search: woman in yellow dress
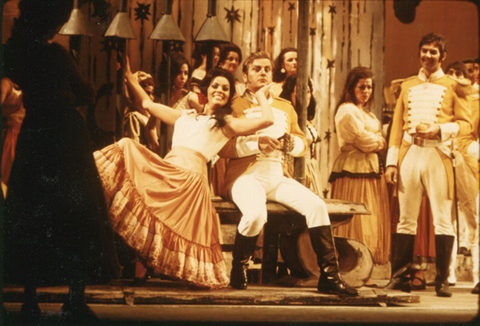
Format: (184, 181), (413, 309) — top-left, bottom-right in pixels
(330, 67), (390, 287)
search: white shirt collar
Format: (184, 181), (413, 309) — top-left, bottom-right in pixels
(418, 67), (444, 82)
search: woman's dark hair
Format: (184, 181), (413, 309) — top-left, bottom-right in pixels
(191, 43), (219, 70)
(334, 66), (375, 117)
(272, 48), (297, 83)
(199, 68), (236, 129)
(158, 52), (191, 94)
(217, 43), (243, 68)
(279, 75), (316, 121)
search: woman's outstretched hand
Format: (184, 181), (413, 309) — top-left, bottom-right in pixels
(125, 55), (133, 78)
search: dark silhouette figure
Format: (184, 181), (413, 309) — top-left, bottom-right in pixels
(4, 0), (119, 323)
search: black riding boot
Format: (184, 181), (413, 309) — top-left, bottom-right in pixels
(434, 235), (454, 297)
(384, 233), (415, 292)
(230, 230), (258, 289)
(309, 226), (358, 296)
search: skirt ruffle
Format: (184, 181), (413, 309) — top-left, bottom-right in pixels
(94, 139), (229, 289)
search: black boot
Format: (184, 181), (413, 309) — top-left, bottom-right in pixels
(230, 230), (258, 289)
(434, 235), (454, 297)
(384, 233), (415, 293)
(309, 226), (358, 296)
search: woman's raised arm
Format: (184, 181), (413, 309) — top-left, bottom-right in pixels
(223, 84), (274, 138)
(125, 56), (181, 126)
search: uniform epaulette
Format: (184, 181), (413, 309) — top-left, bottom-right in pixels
(446, 74), (471, 86)
(447, 75), (474, 98)
(390, 76), (416, 97)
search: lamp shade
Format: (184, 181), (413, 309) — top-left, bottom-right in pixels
(194, 16), (229, 43)
(149, 14), (185, 42)
(105, 12), (138, 39)
(58, 8), (93, 36)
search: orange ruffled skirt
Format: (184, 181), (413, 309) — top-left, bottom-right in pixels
(94, 138), (229, 288)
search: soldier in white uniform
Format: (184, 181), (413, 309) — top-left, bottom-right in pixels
(384, 33), (472, 297)
(219, 52), (357, 296)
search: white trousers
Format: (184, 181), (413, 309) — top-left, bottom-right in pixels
(231, 161), (330, 237)
(397, 146), (454, 236)
(454, 152), (478, 248)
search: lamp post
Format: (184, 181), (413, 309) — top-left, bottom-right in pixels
(104, 0), (138, 140)
(194, 0), (229, 71)
(58, 0), (93, 63)
(149, 0), (186, 157)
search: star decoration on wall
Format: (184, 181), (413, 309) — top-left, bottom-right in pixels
(288, 2), (296, 12)
(224, 5), (242, 24)
(100, 39), (117, 53)
(327, 59), (335, 69)
(323, 188), (330, 198)
(268, 26), (275, 36)
(310, 28), (316, 36)
(324, 129), (332, 141)
(134, 2), (151, 21)
(87, 0), (111, 22)
(329, 4), (337, 14)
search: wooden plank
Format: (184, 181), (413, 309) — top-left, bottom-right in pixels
(212, 196), (370, 216)
(2, 283), (419, 306)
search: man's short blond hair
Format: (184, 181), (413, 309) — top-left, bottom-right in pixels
(242, 51), (273, 73)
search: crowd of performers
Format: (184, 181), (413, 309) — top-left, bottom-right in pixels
(2, 0), (479, 323)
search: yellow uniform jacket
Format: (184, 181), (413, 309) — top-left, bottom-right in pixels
(386, 69), (472, 199)
(457, 83), (479, 186)
(219, 90), (307, 199)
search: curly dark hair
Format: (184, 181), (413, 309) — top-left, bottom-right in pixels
(217, 43), (243, 67)
(199, 68), (236, 129)
(272, 48), (297, 83)
(279, 75), (316, 121)
(158, 52), (191, 95)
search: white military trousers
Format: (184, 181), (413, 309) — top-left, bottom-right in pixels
(231, 160), (330, 237)
(397, 145), (455, 236)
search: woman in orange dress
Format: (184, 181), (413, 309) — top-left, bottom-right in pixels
(94, 61), (274, 288)
(330, 67), (391, 287)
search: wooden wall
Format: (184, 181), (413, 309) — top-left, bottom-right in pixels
(3, 0), (387, 198)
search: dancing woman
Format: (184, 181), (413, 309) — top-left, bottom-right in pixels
(94, 58), (274, 288)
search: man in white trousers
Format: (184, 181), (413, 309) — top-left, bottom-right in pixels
(384, 33), (472, 297)
(219, 51), (357, 296)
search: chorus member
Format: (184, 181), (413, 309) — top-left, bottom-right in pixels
(279, 74), (321, 194)
(271, 48), (297, 97)
(1, 77), (25, 198)
(124, 70), (159, 153)
(217, 43), (245, 96)
(329, 67), (390, 287)
(384, 33), (471, 297)
(158, 52), (191, 107)
(190, 43), (220, 92)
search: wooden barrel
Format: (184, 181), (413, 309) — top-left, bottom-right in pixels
(279, 229), (374, 288)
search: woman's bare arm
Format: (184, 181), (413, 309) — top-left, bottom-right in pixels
(125, 56), (181, 126)
(222, 84), (274, 138)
